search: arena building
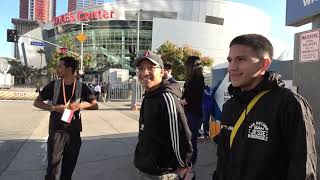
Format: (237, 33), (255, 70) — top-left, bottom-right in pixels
(18, 0), (287, 79)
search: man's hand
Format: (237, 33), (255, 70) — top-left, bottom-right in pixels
(53, 105), (65, 113)
(69, 103), (81, 111)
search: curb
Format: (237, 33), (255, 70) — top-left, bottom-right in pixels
(0, 91), (38, 101)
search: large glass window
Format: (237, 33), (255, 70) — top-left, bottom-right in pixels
(47, 20), (152, 72)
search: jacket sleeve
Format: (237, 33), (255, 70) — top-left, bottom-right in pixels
(213, 103), (229, 180)
(162, 92), (193, 167)
(280, 91), (317, 180)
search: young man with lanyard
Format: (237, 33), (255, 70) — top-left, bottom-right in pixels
(34, 56), (98, 180)
(213, 34), (317, 180)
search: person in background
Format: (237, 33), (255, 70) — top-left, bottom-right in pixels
(36, 83), (41, 94)
(213, 34), (316, 180)
(101, 82), (107, 102)
(181, 55), (205, 179)
(94, 83), (101, 101)
(163, 62), (177, 84)
(201, 85), (212, 138)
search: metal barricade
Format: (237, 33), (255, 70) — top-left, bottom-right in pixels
(107, 81), (131, 101)
(128, 78), (186, 110)
(135, 80), (145, 102)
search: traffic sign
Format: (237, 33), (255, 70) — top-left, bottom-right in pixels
(76, 33), (87, 43)
(31, 41), (46, 47)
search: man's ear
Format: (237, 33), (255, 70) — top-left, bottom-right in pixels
(160, 69), (164, 77)
(261, 58), (271, 71)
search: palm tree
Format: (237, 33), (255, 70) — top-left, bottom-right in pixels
(36, 49), (45, 87)
(37, 49), (45, 70)
(48, 34), (92, 75)
(58, 34), (74, 50)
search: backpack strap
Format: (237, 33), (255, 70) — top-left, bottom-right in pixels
(75, 79), (82, 103)
(52, 79), (61, 105)
(229, 90), (271, 148)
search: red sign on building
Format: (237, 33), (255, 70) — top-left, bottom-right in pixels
(53, 9), (115, 26)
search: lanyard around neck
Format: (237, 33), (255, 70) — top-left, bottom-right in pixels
(229, 90), (271, 148)
(62, 78), (76, 107)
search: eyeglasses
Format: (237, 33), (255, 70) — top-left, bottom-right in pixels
(137, 65), (160, 72)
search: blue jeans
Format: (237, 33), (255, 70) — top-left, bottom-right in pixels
(185, 112), (202, 165)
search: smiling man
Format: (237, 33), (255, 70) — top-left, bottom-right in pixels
(213, 34), (316, 180)
(133, 50), (193, 180)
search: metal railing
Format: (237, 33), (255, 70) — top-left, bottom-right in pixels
(107, 81), (131, 101)
(106, 79), (184, 107)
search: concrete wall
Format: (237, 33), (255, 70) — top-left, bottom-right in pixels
(293, 31), (320, 177)
(18, 27), (46, 69)
(152, 17), (284, 65)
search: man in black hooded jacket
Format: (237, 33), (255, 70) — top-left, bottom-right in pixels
(213, 34), (317, 180)
(133, 50), (193, 180)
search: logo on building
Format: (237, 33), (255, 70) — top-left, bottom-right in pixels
(53, 9), (115, 26)
(248, 121), (269, 142)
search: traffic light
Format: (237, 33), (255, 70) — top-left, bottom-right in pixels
(7, 29), (18, 43)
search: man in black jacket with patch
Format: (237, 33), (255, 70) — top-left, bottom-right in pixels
(133, 50), (193, 180)
(213, 34), (317, 180)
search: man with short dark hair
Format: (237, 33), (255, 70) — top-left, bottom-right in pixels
(133, 50), (193, 180)
(34, 56), (98, 180)
(213, 34), (317, 180)
(163, 62), (177, 84)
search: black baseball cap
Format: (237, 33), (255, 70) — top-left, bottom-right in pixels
(133, 50), (164, 68)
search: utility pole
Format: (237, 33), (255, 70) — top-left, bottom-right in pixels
(131, 9), (143, 111)
(136, 9), (143, 57)
(80, 22), (84, 75)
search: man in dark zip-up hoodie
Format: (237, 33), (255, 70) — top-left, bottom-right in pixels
(133, 50), (193, 180)
(213, 34), (317, 180)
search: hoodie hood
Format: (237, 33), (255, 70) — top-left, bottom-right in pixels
(144, 80), (182, 98)
(228, 71), (285, 96)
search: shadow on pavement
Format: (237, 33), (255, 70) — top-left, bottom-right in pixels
(0, 133), (217, 180)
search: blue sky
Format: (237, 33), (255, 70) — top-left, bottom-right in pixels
(0, 0), (311, 59)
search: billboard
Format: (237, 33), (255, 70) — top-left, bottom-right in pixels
(286, 0), (320, 26)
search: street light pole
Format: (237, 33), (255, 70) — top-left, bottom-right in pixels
(80, 22), (84, 74)
(131, 9), (143, 111)
(136, 9), (143, 57)
(40, 51), (43, 87)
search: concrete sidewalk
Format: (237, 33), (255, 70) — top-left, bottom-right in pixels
(0, 101), (217, 180)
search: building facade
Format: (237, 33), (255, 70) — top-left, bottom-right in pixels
(19, 0), (29, 19)
(18, 0), (288, 81)
(68, 0), (105, 12)
(19, 0), (56, 23)
(12, 18), (39, 59)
